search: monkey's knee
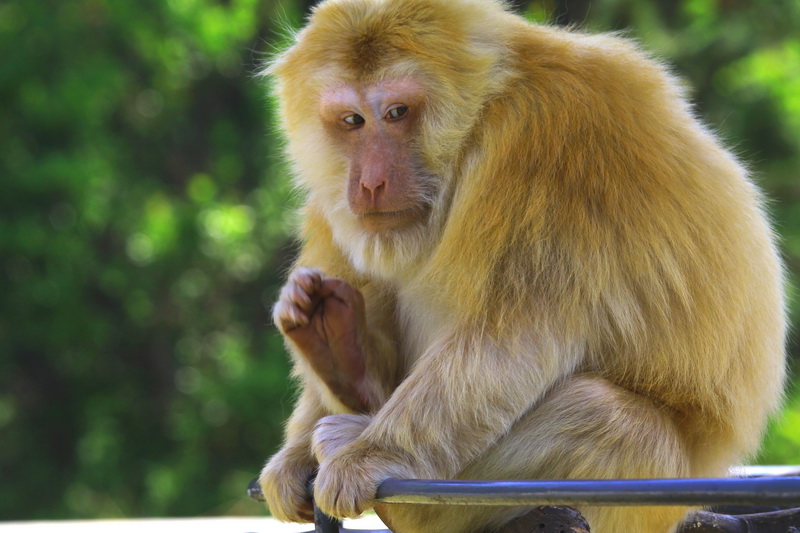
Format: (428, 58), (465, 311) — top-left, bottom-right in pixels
(464, 375), (689, 481)
(538, 375), (689, 479)
(459, 376), (691, 533)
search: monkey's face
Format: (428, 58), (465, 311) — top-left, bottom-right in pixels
(270, 0), (512, 279)
(319, 78), (435, 235)
(310, 77), (443, 279)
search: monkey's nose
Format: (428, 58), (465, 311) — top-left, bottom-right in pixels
(360, 176), (387, 201)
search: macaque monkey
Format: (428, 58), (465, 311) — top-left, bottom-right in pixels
(258, 1), (787, 532)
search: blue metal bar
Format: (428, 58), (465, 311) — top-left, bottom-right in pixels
(375, 477), (800, 507)
(248, 473), (800, 531)
(313, 500), (343, 533)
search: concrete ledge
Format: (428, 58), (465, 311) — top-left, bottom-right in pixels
(0, 515), (388, 533)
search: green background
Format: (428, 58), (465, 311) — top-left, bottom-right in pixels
(1, 0), (798, 521)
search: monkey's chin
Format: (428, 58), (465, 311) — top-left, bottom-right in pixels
(333, 214), (434, 281)
(356, 209), (422, 233)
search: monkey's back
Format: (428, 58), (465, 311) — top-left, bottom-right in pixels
(426, 21), (786, 471)
(527, 26), (785, 467)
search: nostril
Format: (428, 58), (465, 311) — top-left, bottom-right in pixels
(361, 178), (387, 198)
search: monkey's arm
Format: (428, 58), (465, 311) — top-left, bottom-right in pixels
(276, 269), (397, 413)
(265, 274), (396, 520)
(264, 268), (394, 521)
(313, 329), (577, 518)
(277, 207), (400, 414)
(259, 387), (327, 523)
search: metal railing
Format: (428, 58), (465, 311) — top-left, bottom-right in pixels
(248, 469), (800, 532)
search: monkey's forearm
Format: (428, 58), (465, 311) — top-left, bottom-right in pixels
(260, 387), (330, 523)
(361, 333), (572, 478)
(315, 357), (377, 414)
(305, 330), (394, 414)
(283, 387), (330, 454)
(355, 328), (397, 412)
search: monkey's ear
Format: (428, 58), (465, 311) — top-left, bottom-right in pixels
(257, 44), (291, 80)
(257, 55), (283, 79)
(256, 19), (307, 80)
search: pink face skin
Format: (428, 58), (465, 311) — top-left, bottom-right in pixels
(319, 79), (428, 233)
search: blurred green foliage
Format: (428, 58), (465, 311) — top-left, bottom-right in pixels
(0, 0), (798, 521)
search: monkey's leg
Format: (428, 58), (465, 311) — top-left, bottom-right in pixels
(376, 375), (690, 533)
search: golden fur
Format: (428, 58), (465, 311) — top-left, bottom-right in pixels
(259, 1), (787, 532)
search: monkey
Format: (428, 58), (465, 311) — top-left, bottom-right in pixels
(258, 1), (787, 532)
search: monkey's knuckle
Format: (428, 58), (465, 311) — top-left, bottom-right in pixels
(310, 435), (329, 463)
(316, 473), (368, 519)
(285, 284), (305, 304)
(265, 497), (297, 523)
(272, 305), (293, 332)
(316, 413), (343, 427)
(276, 301), (289, 317)
(312, 424), (342, 462)
(342, 481), (372, 518)
(312, 475), (335, 514)
(288, 268), (306, 283)
(259, 452), (316, 522)
(341, 413), (371, 430)
(312, 415), (368, 458)
(291, 267), (324, 286)
(262, 474), (310, 522)
(295, 266), (321, 277)
(272, 301), (287, 321)
(278, 281), (295, 299)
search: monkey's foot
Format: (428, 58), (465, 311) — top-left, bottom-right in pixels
(495, 506), (590, 533)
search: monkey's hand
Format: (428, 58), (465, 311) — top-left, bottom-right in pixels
(312, 424), (413, 519)
(273, 268), (379, 413)
(312, 413), (372, 464)
(259, 447), (317, 523)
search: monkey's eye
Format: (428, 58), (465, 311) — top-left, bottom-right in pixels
(386, 105), (408, 120)
(343, 114), (365, 126)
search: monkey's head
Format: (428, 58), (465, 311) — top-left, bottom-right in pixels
(266, 0), (514, 280)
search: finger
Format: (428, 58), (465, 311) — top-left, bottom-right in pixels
(317, 278), (364, 307)
(291, 267), (324, 295)
(287, 282), (315, 313)
(274, 301), (310, 332)
(290, 304), (310, 328)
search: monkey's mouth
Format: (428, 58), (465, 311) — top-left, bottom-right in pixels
(357, 207), (427, 232)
